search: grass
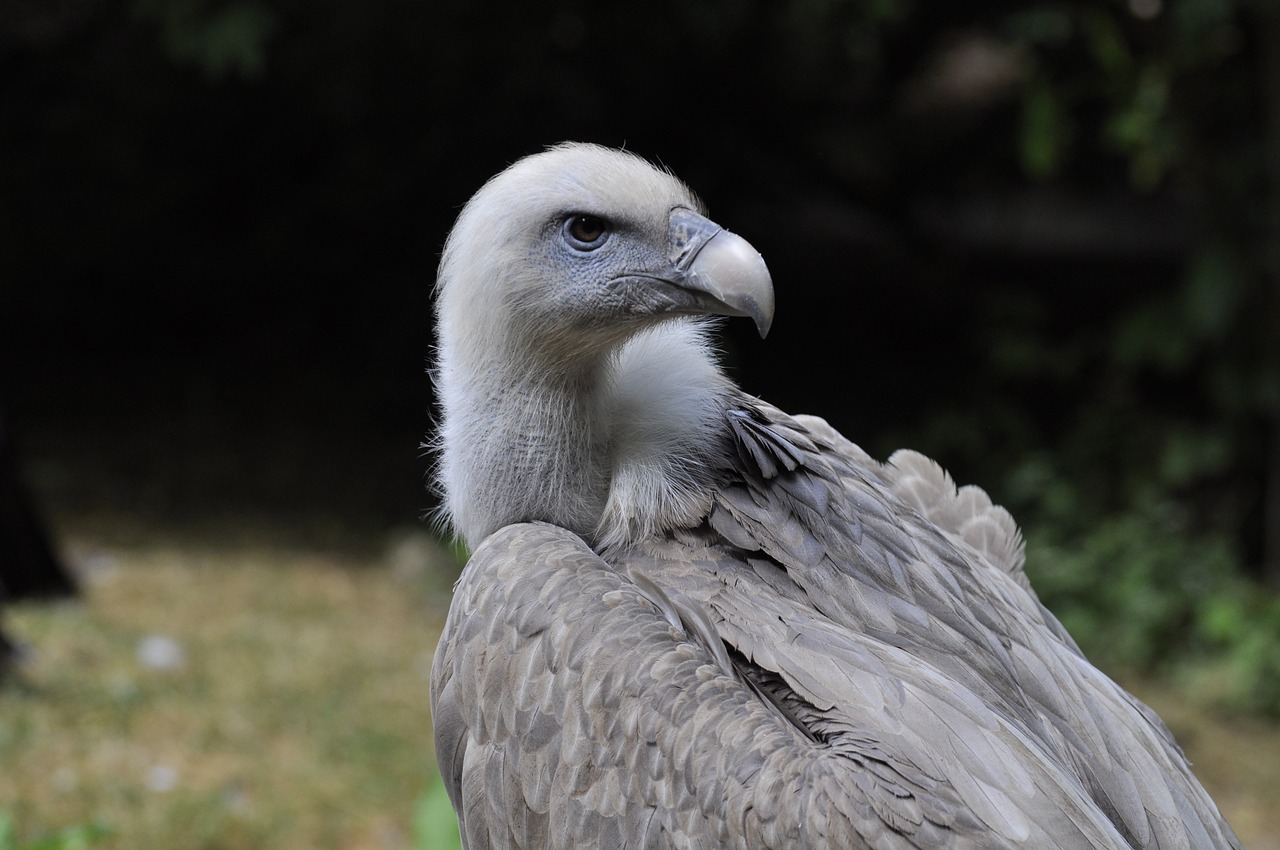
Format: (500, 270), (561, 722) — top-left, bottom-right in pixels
(1, 534), (460, 850)
(3, 531), (1279, 849)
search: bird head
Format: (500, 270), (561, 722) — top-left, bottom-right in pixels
(435, 143), (774, 371)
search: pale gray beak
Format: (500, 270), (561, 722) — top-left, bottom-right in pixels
(668, 208), (775, 338)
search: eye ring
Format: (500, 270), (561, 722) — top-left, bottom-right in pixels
(562, 214), (611, 251)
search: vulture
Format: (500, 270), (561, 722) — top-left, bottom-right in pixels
(428, 143), (1239, 849)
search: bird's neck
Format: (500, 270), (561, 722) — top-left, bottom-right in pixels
(439, 352), (613, 548)
(438, 320), (734, 551)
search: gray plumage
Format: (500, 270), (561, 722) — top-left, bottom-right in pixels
(429, 143), (1239, 849)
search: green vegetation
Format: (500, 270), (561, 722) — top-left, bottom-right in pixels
(0, 813), (110, 850)
(411, 781), (461, 850)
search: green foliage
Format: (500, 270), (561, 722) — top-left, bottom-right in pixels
(1020, 77), (1071, 179)
(412, 780), (462, 850)
(0, 815), (111, 850)
(1022, 496), (1232, 668)
(1194, 589), (1280, 714)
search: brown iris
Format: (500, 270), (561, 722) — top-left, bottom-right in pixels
(563, 214), (609, 249)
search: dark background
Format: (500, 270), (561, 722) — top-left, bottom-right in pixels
(3, 0), (1279, 708)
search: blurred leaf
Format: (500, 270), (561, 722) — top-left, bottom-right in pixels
(1081, 8), (1132, 77)
(1020, 77), (1069, 178)
(1104, 65), (1175, 188)
(413, 778), (462, 850)
(133, 0), (276, 79)
(23, 824), (112, 850)
(0, 819), (112, 850)
(1197, 592), (1247, 644)
(1110, 299), (1190, 371)
(1109, 244), (1245, 373)
(1222, 595), (1280, 713)
(1157, 427), (1232, 486)
(1180, 245), (1242, 339)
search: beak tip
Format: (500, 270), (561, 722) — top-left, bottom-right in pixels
(748, 299), (774, 339)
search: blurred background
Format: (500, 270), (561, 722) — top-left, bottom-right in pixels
(2, 0), (1280, 847)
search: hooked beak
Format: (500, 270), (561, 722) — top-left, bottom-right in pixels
(668, 208), (775, 338)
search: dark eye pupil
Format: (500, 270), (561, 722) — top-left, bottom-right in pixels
(568, 215), (606, 245)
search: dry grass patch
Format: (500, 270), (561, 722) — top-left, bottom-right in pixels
(1, 538), (453, 850)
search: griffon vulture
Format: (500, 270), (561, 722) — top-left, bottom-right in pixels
(429, 143), (1239, 849)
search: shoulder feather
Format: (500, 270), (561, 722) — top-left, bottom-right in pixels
(883, 448), (1027, 584)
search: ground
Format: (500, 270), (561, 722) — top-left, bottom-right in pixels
(0, 529), (460, 850)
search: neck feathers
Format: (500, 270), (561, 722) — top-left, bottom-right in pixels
(595, 320), (734, 550)
(435, 319), (733, 550)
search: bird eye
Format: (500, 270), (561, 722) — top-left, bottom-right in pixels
(563, 214), (610, 250)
